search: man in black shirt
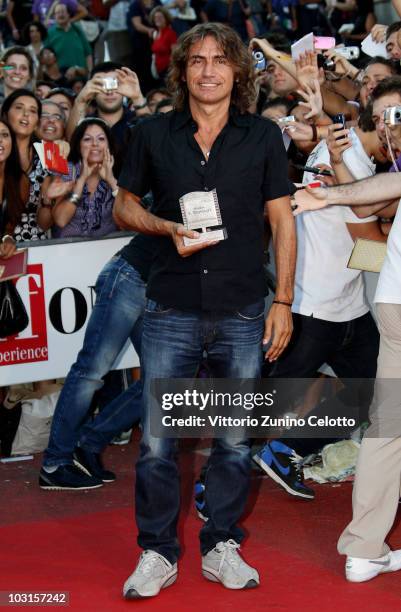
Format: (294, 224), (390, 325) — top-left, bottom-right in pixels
(115, 22), (296, 598)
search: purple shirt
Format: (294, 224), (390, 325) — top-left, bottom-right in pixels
(32, 0), (78, 25)
(52, 163), (119, 239)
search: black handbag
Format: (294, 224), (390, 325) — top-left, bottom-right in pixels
(0, 278), (29, 338)
(0, 199), (29, 338)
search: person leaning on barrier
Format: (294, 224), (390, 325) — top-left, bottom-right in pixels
(292, 115), (401, 584)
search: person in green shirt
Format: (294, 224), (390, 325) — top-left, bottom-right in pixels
(45, 2), (93, 81)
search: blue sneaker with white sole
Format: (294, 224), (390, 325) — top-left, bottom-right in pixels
(253, 440), (315, 499)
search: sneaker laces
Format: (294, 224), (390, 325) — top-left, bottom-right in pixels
(137, 551), (170, 577)
(289, 453), (304, 482)
(215, 540), (241, 573)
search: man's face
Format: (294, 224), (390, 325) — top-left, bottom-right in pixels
(55, 4), (70, 27)
(38, 101), (65, 141)
(372, 92), (401, 155)
(386, 31), (401, 60)
(265, 61), (297, 96)
(185, 36), (235, 106)
(95, 71), (123, 114)
(360, 63), (393, 108)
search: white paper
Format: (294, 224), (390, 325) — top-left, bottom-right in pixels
(291, 32), (314, 60)
(361, 33), (387, 59)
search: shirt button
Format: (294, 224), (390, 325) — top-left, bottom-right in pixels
(203, 269), (208, 274)
(204, 186), (208, 191)
(201, 160), (206, 166)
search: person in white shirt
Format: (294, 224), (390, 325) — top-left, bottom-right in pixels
(292, 76), (401, 584)
(253, 107), (387, 501)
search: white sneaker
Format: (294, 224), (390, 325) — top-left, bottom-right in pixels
(123, 550), (177, 598)
(346, 549), (401, 583)
(202, 539), (260, 589)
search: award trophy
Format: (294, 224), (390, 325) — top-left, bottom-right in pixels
(179, 189), (227, 246)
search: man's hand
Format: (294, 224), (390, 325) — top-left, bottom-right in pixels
(263, 303), (293, 362)
(170, 223), (219, 257)
(292, 186), (328, 215)
(115, 67), (144, 105)
(371, 23), (387, 43)
(76, 77), (105, 106)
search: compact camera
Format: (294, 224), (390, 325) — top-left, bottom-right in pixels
(335, 46), (360, 61)
(252, 50), (266, 72)
(278, 115), (296, 125)
(102, 76), (118, 91)
(317, 54), (335, 71)
(384, 106), (401, 126)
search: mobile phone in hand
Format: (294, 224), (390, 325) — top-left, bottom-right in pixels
(332, 113), (346, 140)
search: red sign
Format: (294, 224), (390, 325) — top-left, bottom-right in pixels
(0, 264), (48, 366)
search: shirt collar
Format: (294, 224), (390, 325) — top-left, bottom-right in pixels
(171, 103), (252, 131)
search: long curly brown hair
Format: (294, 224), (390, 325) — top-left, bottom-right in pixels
(167, 23), (257, 114)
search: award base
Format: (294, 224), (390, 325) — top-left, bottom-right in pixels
(183, 228), (227, 247)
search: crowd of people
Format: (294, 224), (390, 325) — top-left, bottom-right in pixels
(2, 0), (401, 602)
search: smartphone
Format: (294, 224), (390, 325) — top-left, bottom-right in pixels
(333, 113), (346, 139)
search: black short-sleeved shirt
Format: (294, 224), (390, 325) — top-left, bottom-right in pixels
(118, 106), (292, 312)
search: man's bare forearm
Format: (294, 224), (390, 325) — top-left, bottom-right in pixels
(113, 188), (174, 236)
(326, 173), (401, 207)
(267, 199), (296, 302)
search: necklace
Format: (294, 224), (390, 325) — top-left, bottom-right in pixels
(196, 132), (212, 159)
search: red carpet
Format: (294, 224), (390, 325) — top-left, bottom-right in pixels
(2, 440), (401, 611)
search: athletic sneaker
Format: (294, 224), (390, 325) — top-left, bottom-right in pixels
(253, 440), (315, 500)
(202, 540), (259, 589)
(346, 550), (401, 583)
(123, 551), (177, 599)
(39, 464), (103, 490)
(194, 479), (209, 521)
(73, 447), (116, 483)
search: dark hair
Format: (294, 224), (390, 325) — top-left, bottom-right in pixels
(261, 32), (291, 55)
(46, 87), (76, 104)
(363, 56), (397, 74)
(150, 5), (173, 26)
(0, 119), (28, 234)
(21, 20), (48, 46)
(154, 98), (173, 113)
(68, 118), (116, 164)
(370, 75), (401, 103)
(358, 101), (375, 132)
(1, 88), (42, 119)
(146, 87), (169, 103)
(90, 61), (123, 78)
(167, 23), (257, 113)
(39, 46), (56, 57)
(386, 21), (401, 40)
(262, 96), (290, 113)
(36, 79), (54, 89)
(1, 46), (35, 79)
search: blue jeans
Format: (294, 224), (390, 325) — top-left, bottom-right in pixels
(43, 255), (146, 467)
(135, 298), (264, 563)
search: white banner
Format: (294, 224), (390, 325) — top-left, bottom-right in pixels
(0, 235), (139, 386)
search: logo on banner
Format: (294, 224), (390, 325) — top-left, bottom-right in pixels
(0, 264), (48, 366)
